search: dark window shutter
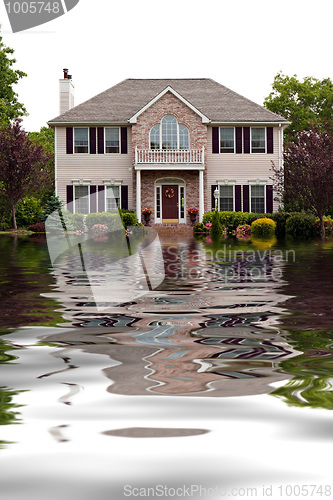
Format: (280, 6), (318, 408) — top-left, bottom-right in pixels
(121, 185), (128, 209)
(267, 127), (273, 154)
(266, 185), (273, 213)
(121, 127), (128, 154)
(97, 128), (104, 154)
(235, 185), (241, 211)
(98, 185), (105, 212)
(90, 185), (97, 213)
(211, 185), (218, 210)
(89, 128), (96, 154)
(212, 127), (219, 154)
(66, 185), (74, 213)
(243, 127), (250, 154)
(66, 127), (73, 154)
(236, 127), (242, 154)
(243, 185), (249, 212)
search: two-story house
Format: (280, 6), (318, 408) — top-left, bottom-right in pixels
(48, 72), (289, 224)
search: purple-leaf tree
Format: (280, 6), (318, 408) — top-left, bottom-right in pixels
(0, 121), (52, 229)
(271, 123), (333, 238)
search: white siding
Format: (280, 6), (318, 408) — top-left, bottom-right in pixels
(205, 126), (282, 212)
(56, 127), (134, 210)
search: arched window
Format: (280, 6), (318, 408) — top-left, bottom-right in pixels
(150, 115), (189, 150)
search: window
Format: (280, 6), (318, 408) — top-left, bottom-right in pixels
(74, 185), (89, 214)
(106, 185), (120, 210)
(251, 128), (266, 153)
(156, 186), (161, 218)
(220, 128), (235, 153)
(74, 128), (89, 153)
(180, 186), (185, 218)
(219, 185), (234, 211)
(150, 115), (189, 150)
(105, 128), (120, 153)
(250, 185), (265, 212)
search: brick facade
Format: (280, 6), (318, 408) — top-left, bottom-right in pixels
(132, 91), (208, 224)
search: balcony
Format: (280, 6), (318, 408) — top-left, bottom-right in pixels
(135, 147), (205, 170)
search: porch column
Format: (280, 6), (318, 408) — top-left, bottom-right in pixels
(136, 169), (141, 223)
(199, 170), (204, 222)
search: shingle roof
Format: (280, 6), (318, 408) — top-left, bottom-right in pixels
(48, 78), (288, 125)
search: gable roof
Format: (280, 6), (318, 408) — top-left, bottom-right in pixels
(48, 78), (289, 125)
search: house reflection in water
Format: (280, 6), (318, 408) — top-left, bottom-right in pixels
(42, 236), (299, 398)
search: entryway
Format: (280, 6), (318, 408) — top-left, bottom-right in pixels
(162, 185), (179, 223)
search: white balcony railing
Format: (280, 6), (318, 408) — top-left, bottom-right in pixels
(135, 147), (204, 165)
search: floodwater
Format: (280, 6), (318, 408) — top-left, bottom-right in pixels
(1, 232), (333, 500)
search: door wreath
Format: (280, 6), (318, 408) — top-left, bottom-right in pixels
(165, 188), (175, 199)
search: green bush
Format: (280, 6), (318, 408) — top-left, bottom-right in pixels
(269, 212), (292, 239)
(121, 210), (138, 227)
(40, 192), (64, 222)
(315, 216), (333, 237)
(68, 213), (85, 232)
(193, 222), (208, 233)
(285, 213), (317, 239)
(210, 210), (223, 239)
(251, 217), (276, 238)
(85, 212), (123, 231)
(16, 197), (44, 228)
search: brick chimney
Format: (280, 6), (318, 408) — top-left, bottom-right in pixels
(59, 68), (74, 114)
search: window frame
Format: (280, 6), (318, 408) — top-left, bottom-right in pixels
(219, 127), (235, 154)
(249, 183), (266, 212)
(250, 127), (266, 154)
(149, 115), (190, 150)
(218, 182), (235, 211)
(104, 182), (122, 211)
(74, 127), (89, 154)
(73, 183), (90, 214)
(104, 127), (120, 154)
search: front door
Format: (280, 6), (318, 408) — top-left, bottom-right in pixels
(162, 185), (179, 222)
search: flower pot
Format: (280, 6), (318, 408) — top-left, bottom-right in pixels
(143, 213), (151, 226)
(189, 213), (197, 225)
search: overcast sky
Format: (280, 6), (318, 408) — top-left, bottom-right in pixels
(1, 0), (332, 132)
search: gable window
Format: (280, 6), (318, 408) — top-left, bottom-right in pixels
(74, 128), (89, 153)
(219, 184), (234, 211)
(220, 128), (235, 153)
(250, 185), (265, 212)
(106, 185), (120, 210)
(251, 128), (266, 153)
(74, 185), (90, 213)
(150, 115), (189, 150)
(105, 128), (120, 153)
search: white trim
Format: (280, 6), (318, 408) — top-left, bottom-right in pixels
(54, 127), (57, 196)
(73, 126), (89, 154)
(73, 184), (90, 214)
(250, 127), (267, 154)
(249, 183), (266, 213)
(135, 164), (204, 171)
(136, 170), (141, 223)
(217, 182), (236, 212)
(149, 116), (190, 150)
(154, 177), (186, 224)
(104, 127), (121, 154)
(219, 126), (236, 154)
(129, 86), (210, 124)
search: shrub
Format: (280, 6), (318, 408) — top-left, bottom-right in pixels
(236, 224), (251, 236)
(210, 209), (223, 239)
(45, 209), (74, 232)
(29, 222), (46, 233)
(285, 213), (317, 239)
(40, 192), (63, 221)
(315, 216), (333, 237)
(193, 222), (208, 233)
(251, 217), (276, 238)
(68, 213), (85, 232)
(121, 210), (138, 227)
(16, 197), (44, 228)
(91, 224), (109, 236)
(85, 212), (123, 231)
(269, 212), (292, 239)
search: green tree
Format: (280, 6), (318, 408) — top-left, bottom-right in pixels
(0, 122), (51, 229)
(264, 72), (333, 143)
(29, 126), (54, 155)
(0, 29), (27, 125)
